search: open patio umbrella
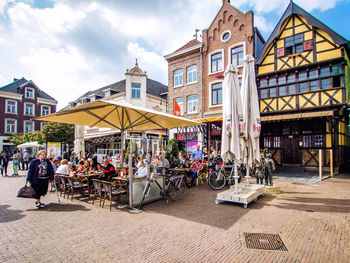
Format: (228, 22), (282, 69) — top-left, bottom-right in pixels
(241, 55), (261, 180)
(221, 64), (244, 194)
(36, 99), (202, 207)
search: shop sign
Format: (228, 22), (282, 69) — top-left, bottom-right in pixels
(177, 132), (198, 141)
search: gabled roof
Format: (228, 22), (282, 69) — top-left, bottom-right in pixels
(256, 1), (349, 64)
(72, 78), (167, 104)
(0, 77), (57, 101)
(175, 39), (202, 53)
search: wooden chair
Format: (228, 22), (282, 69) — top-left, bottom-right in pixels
(196, 164), (208, 186)
(101, 181), (128, 211)
(66, 177), (88, 201)
(59, 175), (70, 199)
(91, 179), (104, 207)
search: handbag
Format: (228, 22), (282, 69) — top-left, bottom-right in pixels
(17, 181), (36, 198)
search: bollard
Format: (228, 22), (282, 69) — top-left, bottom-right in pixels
(319, 149), (322, 181)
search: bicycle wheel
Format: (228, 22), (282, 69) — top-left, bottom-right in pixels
(208, 170), (226, 190)
(138, 181), (151, 210)
(168, 177), (186, 201)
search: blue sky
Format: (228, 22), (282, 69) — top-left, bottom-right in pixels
(0, 0), (349, 109)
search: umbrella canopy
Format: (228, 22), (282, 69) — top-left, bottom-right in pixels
(241, 55), (261, 168)
(17, 141), (44, 148)
(221, 64), (244, 161)
(36, 100), (202, 130)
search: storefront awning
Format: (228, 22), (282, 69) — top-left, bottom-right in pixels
(261, 111), (334, 122)
(195, 116), (223, 123)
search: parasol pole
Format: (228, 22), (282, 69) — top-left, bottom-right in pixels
(233, 158), (239, 194)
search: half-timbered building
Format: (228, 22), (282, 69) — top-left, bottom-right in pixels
(255, 1), (350, 172)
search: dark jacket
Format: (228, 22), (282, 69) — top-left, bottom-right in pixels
(0, 155), (9, 166)
(27, 158), (54, 184)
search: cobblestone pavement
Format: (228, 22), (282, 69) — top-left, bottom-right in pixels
(0, 164), (349, 262)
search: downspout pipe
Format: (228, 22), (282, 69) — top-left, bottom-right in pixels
(200, 46), (203, 119)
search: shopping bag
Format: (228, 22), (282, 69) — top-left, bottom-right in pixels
(17, 184), (36, 198)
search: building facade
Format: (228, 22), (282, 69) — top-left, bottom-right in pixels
(255, 2), (350, 171)
(0, 78), (57, 152)
(67, 61), (168, 156)
(165, 0), (264, 153)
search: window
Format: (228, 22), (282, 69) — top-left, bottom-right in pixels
(187, 65), (197, 84)
(269, 78), (277, 86)
(310, 80), (318, 91)
(278, 76), (286, 85)
(331, 65), (342, 75)
(211, 83), (222, 105)
(40, 122), (47, 131)
(273, 137), (281, 148)
(187, 95), (198, 113)
(174, 98), (183, 116)
(270, 88), (277, 97)
(288, 85), (296, 95)
(5, 119), (16, 133)
(309, 69), (318, 79)
(24, 121), (34, 133)
(320, 67), (330, 77)
(299, 72), (307, 81)
(25, 87), (34, 98)
(315, 135), (323, 147)
(131, 83), (141, 99)
(174, 69), (183, 87)
(41, 105), (50, 116)
(24, 103), (34, 116)
(221, 31), (231, 42)
(279, 86), (287, 96)
(303, 135), (312, 147)
(264, 137), (271, 148)
(231, 46), (244, 66)
(299, 82), (308, 93)
(321, 79), (330, 89)
(211, 52), (223, 73)
(6, 100), (17, 113)
(287, 74), (296, 83)
(260, 89), (268, 99)
(260, 79), (268, 88)
(285, 33), (304, 55)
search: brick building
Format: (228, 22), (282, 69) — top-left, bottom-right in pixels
(165, 0), (264, 153)
(0, 78), (57, 152)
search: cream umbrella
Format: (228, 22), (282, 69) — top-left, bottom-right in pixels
(241, 55), (262, 183)
(221, 64), (244, 194)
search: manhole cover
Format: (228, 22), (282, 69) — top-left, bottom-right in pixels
(244, 233), (288, 251)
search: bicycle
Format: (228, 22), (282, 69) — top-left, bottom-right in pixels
(138, 170), (186, 210)
(208, 158), (244, 190)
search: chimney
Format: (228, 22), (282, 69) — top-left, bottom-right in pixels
(13, 78), (18, 82)
(222, 0), (230, 5)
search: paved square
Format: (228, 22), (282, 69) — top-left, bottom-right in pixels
(0, 167), (349, 262)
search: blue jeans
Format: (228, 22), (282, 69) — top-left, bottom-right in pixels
(190, 171), (197, 185)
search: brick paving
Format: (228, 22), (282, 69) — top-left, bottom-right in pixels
(0, 164), (349, 262)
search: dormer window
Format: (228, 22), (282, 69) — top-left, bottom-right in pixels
(131, 83), (141, 99)
(25, 87), (34, 99)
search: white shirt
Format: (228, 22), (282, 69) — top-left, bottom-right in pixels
(56, 164), (70, 176)
(135, 166), (147, 178)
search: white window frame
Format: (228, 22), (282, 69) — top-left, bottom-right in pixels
(228, 42), (246, 68)
(25, 87), (34, 99)
(5, 99), (17, 114)
(174, 69), (183, 87)
(187, 95), (198, 114)
(187, 65), (197, 84)
(209, 49), (224, 75)
(24, 103), (35, 116)
(174, 97), (184, 116)
(40, 122), (47, 131)
(41, 105), (51, 116)
(5, 119), (17, 133)
(221, 30), (231, 43)
(131, 82), (141, 99)
(209, 80), (223, 108)
(24, 120), (35, 134)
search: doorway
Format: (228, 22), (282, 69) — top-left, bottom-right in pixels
(283, 136), (299, 164)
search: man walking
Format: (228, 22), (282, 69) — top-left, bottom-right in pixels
(23, 150), (30, 170)
(0, 151), (9, 176)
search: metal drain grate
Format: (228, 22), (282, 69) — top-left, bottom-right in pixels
(244, 233), (288, 251)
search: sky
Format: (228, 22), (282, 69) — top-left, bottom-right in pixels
(0, 0), (349, 110)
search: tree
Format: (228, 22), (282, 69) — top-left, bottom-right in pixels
(42, 122), (74, 144)
(165, 138), (180, 168)
(8, 131), (45, 146)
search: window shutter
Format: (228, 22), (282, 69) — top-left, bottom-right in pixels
(304, 40), (313, 51)
(277, 48), (285, 58)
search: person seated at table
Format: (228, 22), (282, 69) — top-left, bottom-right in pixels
(136, 154), (145, 168)
(80, 160), (92, 175)
(203, 147), (209, 163)
(56, 159), (70, 176)
(156, 155), (170, 174)
(91, 157), (102, 172)
(51, 159), (60, 172)
(68, 156), (76, 165)
(188, 157), (202, 188)
(134, 160), (148, 179)
(77, 160), (84, 173)
(152, 154), (160, 167)
(178, 152), (185, 165)
(181, 158), (191, 169)
(69, 164), (77, 178)
(101, 158), (116, 181)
